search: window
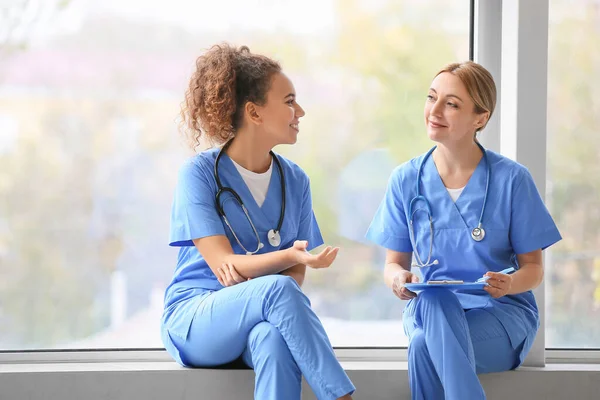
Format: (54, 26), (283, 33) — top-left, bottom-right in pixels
(0, 0), (470, 350)
(545, 0), (600, 349)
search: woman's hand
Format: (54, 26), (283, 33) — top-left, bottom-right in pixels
(216, 262), (250, 287)
(392, 270), (419, 300)
(288, 240), (339, 269)
(483, 271), (513, 298)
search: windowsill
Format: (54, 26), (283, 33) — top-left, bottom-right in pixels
(2, 357), (600, 400)
(3, 359), (600, 374)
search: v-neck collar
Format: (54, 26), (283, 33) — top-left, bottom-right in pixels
(220, 152), (282, 230)
(421, 151), (487, 230)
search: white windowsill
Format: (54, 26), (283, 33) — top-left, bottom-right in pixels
(2, 356), (600, 400)
(2, 355), (600, 374)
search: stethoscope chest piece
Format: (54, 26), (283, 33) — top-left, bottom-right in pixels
(267, 229), (281, 247)
(471, 227), (485, 242)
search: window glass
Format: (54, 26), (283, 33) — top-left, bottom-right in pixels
(546, 0), (600, 348)
(0, 0), (469, 350)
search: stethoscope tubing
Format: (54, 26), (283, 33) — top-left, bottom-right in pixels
(409, 142), (491, 267)
(213, 141), (286, 253)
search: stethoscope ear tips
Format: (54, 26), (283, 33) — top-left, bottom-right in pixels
(432, 259), (439, 265)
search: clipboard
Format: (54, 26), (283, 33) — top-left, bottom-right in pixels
(404, 281), (488, 292)
(404, 267), (515, 293)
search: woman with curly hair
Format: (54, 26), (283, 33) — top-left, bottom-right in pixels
(161, 43), (355, 400)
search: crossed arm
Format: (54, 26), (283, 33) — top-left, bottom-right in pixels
(193, 235), (338, 287)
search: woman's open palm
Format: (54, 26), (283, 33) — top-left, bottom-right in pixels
(291, 240), (339, 269)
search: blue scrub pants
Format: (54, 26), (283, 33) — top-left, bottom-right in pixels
(403, 289), (523, 400)
(168, 275), (355, 400)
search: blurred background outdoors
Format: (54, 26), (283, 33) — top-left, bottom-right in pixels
(0, 0), (598, 350)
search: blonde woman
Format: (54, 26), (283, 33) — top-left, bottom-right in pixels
(367, 61), (561, 399)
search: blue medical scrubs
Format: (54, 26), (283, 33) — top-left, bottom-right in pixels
(366, 148), (561, 400)
(161, 148), (355, 400)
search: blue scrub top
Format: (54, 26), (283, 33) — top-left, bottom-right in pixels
(366, 148), (561, 363)
(162, 147), (324, 346)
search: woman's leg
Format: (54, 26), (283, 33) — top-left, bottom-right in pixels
(406, 327), (444, 400)
(402, 289), (485, 400)
(171, 275), (355, 400)
(465, 309), (522, 374)
(242, 321), (302, 400)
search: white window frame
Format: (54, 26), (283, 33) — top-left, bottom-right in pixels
(1, 0), (599, 368)
(476, 0), (600, 366)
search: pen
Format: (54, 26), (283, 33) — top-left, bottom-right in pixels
(476, 267), (516, 283)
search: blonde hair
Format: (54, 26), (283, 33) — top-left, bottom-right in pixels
(435, 61), (497, 133)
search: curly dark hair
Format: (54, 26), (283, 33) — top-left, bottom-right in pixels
(180, 43), (282, 149)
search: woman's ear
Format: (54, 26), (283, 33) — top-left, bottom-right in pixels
(474, 111), (490, 131)
(245, 102), (262, 125)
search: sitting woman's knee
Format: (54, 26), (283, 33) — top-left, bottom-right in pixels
(249, 322), (283, 347)
(408, 330), (428, 358)
(417, 288), (459, 305)
(262, 274), (301, 293)
(259, 275), (309, 309)
(248, 322), (294, 363)
(259, 274), (296, 287)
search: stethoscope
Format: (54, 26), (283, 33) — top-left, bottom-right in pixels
(214, 141), (286, 255)
(408, 142), (491, 268)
